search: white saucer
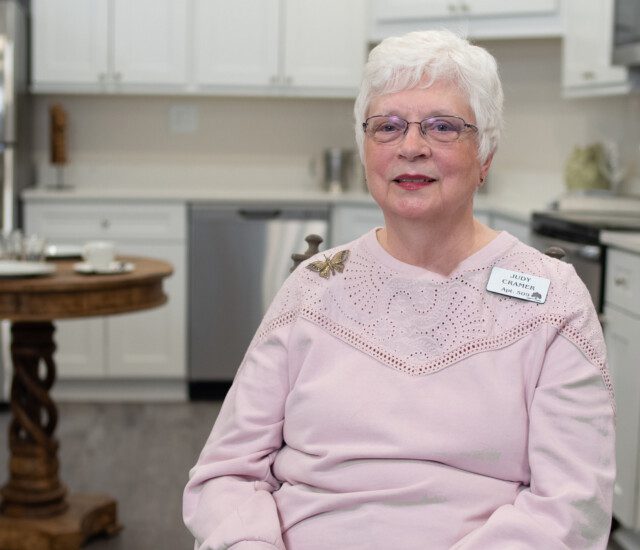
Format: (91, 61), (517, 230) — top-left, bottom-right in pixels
(73, 261), (134, 275)
(46, 244), (83, 259)
(0, 260), (56, 278)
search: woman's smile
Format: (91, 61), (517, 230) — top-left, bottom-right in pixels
(392, 173), (437, 190)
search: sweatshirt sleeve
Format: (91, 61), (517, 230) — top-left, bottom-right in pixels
(182, 320), (292, 550)
(453, 275), (615, 549)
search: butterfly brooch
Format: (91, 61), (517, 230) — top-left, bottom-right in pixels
(306, 250), (350, 279)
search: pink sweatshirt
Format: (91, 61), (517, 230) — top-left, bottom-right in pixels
(184, 229), (615, 550)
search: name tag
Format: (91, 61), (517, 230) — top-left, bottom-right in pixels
(486, 267), (550, 304)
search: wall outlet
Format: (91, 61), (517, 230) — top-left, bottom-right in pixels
(168, 104), (199, 134)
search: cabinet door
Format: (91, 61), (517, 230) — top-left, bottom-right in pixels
(283, 0), (367, 90)
(193, 0), (280, 87)
(373, 0), (557, 20)
(32, 0), (108, 86)
(107, 243), (185, 378)
(372, 0), (452, 20)
(330, 204), (384, 247)
(490, 214), (531, 245)
(466, 0), (557, 17)
(562, 0), (629, 94)
(53, 318), (105, 379)
(605, 306), (640, 529)
(113, 0), (188, 86)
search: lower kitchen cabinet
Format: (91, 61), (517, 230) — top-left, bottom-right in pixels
(604, 248), (640, 534)
(23, 199), (187, 400)
(330, 203), (502, 248)
(490, 212), (532, 245)
(606, 305), (640, 529)
(330, 203), (384, 247)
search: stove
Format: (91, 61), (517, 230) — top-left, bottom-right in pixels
(532, 211), (640, 245)
(530, 210), (640, 313)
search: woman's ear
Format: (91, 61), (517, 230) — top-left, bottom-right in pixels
(479, 151), (494, 186)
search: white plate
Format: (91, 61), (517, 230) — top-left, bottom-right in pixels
(46, 244), (83, 259)
(0, 260), (56, 278)
(73, 261), (134, 275)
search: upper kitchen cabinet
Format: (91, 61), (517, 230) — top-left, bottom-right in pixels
(32, 0), (188, 93)
(32, 0), (108, 89)
(193, 0), (280, 89)
(193, 0), (368, 97)
(562, 0), (638, 97)
(370, 0), (563, 41)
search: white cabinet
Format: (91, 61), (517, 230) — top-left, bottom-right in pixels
(473, 209), (491, 226)
(490, 212), (532, 245)
(33, 0), (367, 97)
(330, 203), (384, 247)
(374, 0), (558, 20)
(562, 0), (636, 98)
(23, 200), (187, 400)
(32, 0), (188, 93)
(193, 0), (280, 88)
(194, 0), (367, 96)
(371, 0), (562, 41)
(330, 203), (502, 248)
(604, 248), (640, 530)
(32, 0), (109, 88)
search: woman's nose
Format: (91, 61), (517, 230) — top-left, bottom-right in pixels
(397, 124), (431, 160)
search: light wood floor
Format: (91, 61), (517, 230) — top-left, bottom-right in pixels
(0, 402), (625, 549)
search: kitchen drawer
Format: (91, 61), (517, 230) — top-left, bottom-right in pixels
(24, 201), (186, 242)
(606, 248), (640, 316)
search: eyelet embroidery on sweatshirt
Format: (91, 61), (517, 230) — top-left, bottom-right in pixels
(252, 235), (614, 412)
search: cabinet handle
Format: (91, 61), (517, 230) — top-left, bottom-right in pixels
(100, 218), (111, 229)
(113, 72), (123, 82)
(448, 3), (457, 13)
(285, 75), (293, 85)
(614, 276), (628, 287)
(269, 75), (278, 85)
(582, 71), (595, 80)
(459, 3), (470, 12)
(98, 73), (107, 83)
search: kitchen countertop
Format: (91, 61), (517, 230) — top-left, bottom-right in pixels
(600, 231), (640, 255)
(21, 186), (534, 222)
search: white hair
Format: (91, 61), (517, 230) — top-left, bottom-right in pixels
(354, 29), (504, 164)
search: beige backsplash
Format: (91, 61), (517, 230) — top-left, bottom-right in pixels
(31, 39), (640, 202)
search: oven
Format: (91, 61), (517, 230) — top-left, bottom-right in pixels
(531, 211), (640, 314)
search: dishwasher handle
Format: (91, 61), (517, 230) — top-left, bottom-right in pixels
(238, 209), (282, 220)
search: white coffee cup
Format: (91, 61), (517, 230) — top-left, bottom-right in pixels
(82, 241), (115, 270)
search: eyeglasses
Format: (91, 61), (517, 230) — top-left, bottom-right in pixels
(362, 115), (478, 144)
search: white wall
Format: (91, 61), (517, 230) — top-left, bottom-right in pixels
(32, 38), (640, 203)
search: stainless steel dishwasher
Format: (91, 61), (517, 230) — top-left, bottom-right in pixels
(188, 204), (329, 398)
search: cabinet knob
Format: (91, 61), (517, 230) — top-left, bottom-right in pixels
(98, 73), (107, 83)
(100, 218), (111, 229)
(614, 276), (628, 287)
(285, 75), (293, 85)
(269, 75), (278, 84)
(582, 71), (595, 80)
(448, 3), (457, 13)
(459, 3), (470, 12)
(113, 72), (123, 82)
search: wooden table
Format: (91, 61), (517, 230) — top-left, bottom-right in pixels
(0, 256), (173, 550)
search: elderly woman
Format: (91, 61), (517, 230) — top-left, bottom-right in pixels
(184, 30), (614, 549)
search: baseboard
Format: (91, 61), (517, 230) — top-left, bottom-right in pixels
(188, 381), (232, 401)
(51, 378), (188, 402)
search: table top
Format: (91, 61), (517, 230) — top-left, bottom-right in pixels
(0, 256), (173, 321)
